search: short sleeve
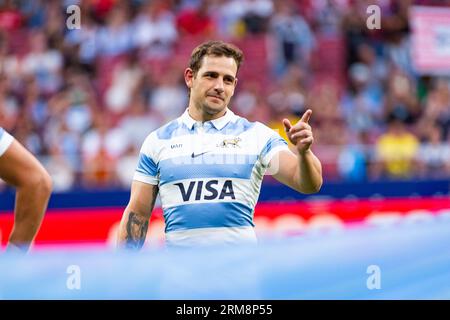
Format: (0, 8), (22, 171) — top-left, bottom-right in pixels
(133, 132), (159, 185)
(0, 128), (14, 157)
(257, 123), (289, 167)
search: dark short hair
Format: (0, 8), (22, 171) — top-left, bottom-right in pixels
(189, 40), (244, 76)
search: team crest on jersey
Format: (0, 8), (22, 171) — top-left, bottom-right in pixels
(217, 137), (241, 148)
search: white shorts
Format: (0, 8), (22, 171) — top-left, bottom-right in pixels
(0, 127), (14, 157)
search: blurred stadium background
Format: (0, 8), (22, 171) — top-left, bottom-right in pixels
(0, 0), (450, 299)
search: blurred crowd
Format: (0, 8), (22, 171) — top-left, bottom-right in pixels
(0, 0), (449, 191)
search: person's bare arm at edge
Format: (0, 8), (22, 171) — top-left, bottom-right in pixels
(269, 109), (323, 194)
(0, 140), (52, 252)
(117, 181), (159, 250)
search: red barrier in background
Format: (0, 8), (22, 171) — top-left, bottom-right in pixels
(1, 198), (449, 246)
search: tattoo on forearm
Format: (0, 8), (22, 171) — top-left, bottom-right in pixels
(125, 212), (149, 250)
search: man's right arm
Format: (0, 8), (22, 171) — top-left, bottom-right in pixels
(116, 181), (159, 250)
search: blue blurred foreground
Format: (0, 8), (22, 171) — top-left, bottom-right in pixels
(1, 217), (449, 300)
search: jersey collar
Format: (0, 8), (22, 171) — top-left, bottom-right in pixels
(181, 108), (237, 131)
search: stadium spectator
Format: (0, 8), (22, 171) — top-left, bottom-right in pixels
(270, 0), (315, 76)
(64, 11), (99, 64)
(118, 94), (161, 149)
(416, 123), (450, 179)
(21, 30), (63, 95)
(310, 0), (345, 36)
(340, 62), (384, 134)
(149, 64), (188, 123)
(133, 0), (178, 59)
(211, 0), (247, 37)
(240, 0), (274, 35)
(82, 144), (118, 188)
(176, 0), (216, 36)
(96, 5), (133, 57)
(383, 69), (420, 125)
(337, 130), (370, 182)
(0, 0), (23, 31)
(115, 144), (139, 188)
(375, 114), (419, 179)
(81, 112), (129, 162)
(233, 80), (271, 122)
(45, 144), (75, 192)
(104, 51), (143, 116)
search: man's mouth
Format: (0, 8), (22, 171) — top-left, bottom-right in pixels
(207, 95), (224, 101)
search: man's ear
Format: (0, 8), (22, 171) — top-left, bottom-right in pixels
(184, 68), (194, 89)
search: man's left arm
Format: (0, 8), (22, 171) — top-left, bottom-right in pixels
(0, 140), (52, 252)
(269, 109), (323, 194)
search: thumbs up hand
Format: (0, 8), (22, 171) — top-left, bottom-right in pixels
(282, 109), (314, 155)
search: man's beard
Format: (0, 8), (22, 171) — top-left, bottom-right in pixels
(200, 99), (226, 115)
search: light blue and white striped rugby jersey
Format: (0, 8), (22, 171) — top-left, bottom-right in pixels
(133, 108), (289, 247)
(0, 127), (14, 157)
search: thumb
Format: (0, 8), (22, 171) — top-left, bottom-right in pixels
(282, 119), (292, 132)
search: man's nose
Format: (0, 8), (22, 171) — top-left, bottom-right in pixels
(213, 78), (225, 92)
